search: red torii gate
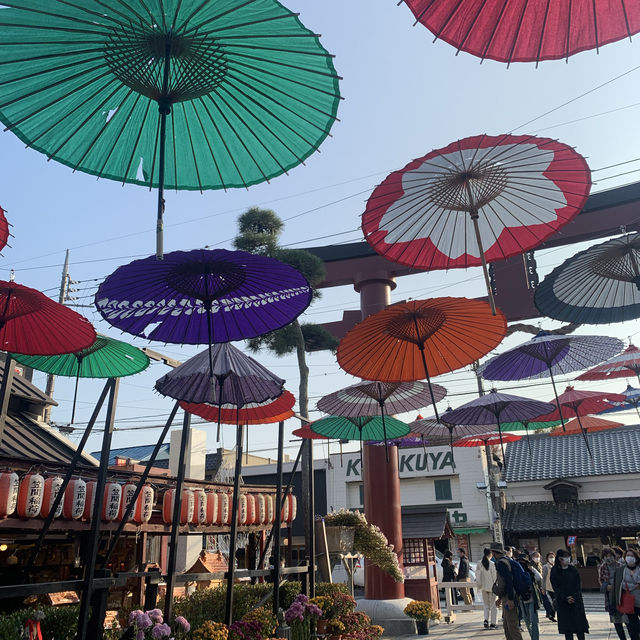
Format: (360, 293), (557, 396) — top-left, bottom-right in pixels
(306, 180), (640, 601)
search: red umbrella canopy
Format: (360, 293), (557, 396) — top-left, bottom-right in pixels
(0, 280), (96, 355)
(454, 432), (521, 447)
(402, 0), (640, 64)
(292, 425), (328, 440)
(537, 385), (625, 420)
(549, 415), (623, 436)
(576, 344), (640, 383)
(0, 206), (10, 253)
(181, 390), (295, 426)
(362, 134), (591, 272)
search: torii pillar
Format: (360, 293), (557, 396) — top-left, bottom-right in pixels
(355, 271), (405, 600)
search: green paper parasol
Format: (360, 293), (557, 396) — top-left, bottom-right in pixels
(311, 415), (410, 442)
(0, 0), (341, 258)
(12, 334), (149, 421)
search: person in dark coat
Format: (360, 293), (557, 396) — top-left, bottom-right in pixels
(550, 549), (589, 640)
(442, 550), (458, 603)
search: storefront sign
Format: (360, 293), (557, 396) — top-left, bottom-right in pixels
(345, 450), (455, 478)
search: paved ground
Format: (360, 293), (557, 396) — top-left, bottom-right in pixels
(384, 593), (615, 640)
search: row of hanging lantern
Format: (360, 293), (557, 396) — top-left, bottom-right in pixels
(0, 471), (295, 527)
(161, 489), (295, 527)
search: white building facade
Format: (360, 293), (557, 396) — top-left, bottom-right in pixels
(326, 444), (498, 561)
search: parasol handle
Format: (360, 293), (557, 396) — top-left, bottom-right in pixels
(379, 400), (389, 463)
(548, 367), (566, 431)
(448, 428), (456, 471)
(575, 411), (593, 459)
(71, 355), (83, 424)
(525, 423), (532, 457)
(468, 208), (497, 315)
(155, 40), (172, 260)
(497, 419), (506, 469)
(412, 317), (440, 422)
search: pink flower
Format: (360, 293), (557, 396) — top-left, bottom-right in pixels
(136, 631), (145, 640)
(175, 616), (190, 632)
(151, 622), (172, 638)
(129, 610), (144, 625)
(148, 609), (163, 623)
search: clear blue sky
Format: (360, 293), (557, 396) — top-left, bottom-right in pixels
(2, 1), (640, 459)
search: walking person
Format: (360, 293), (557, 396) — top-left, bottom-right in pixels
(476, 548), (498, 630)
(550, 549), (589, 640)
(619, 548), (640, 640)
(442, 550), (458, 604)
(518, 554), (542, 640)
(491, 542), (524, 640)
(457, 547), (473, 606)
(600, 547), (629, 640)
(542, 552), (557, 622)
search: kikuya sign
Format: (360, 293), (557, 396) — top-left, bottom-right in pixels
(345, 449), (455, 478)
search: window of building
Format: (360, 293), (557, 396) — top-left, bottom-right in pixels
(434, 478), (452, 501)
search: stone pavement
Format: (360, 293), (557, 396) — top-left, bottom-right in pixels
(383, 603), (614, 639)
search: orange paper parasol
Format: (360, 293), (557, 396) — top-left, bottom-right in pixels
(549, 415), (623, 436)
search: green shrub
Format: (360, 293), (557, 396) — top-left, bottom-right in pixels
(315, 582), (349, 597)
(173, 582), (302, 630)
(0, 605), (80, 640)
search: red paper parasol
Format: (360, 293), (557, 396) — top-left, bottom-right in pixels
(0, 280), (96, 355)
(454, 432), (521, 447)
(181, 391), (295, 426)
(549, 415), (623, 436)
(292, 425), (328, 440)
(576, 344), (640, 384)
(0, 206), (11, 254)
(362, 134), (590, 313)
(402, 0), (640, 64)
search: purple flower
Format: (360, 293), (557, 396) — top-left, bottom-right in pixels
(148, 609), (163, 623)
(129, 610), (144, 625)
(175, 616), (190, 632)
(151, 622), (172, 638)
(137, 614), (153, 631)
(136, 632), (144, 640)
(307, 604), (322, 617)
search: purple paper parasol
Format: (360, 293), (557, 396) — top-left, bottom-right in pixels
(95, 248), (312, 344)
(155, 342), (284, 406)
(480, 330), (623, 430)
(443, 390), (554, 464)
(409, 409), (496, 468)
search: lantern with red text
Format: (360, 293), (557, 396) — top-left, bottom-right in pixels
(246, 494), (257, 525)
(237, 493), (248, 525)
(40, 476), (64, 519)
(119, 483), (137, 521)
(62, 478), (86, 520)
(206, 491), (218, 526)
(255, 494), (266, 525)
(281, 493), (296, 524)
(0, 472), (19, 518)
(224, 492), (233, 526)
(192, 489), (207, 525)
(215, 491), (229, 526)
(17, 473), (44, 518)
(132, 485), (154, 524)
(162, 489), (194, 525)
(265, 495), (275, 524)
(84, 482), (122, 521)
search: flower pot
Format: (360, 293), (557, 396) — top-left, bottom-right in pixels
(324, 526), (355, 554)
(416, 619), (429, 635)
(317, 619), (328, 635)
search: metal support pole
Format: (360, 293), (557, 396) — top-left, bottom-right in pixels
(225, 422), (246, 626)
(272, 420), (285, 618)
(308, 438), (315, 598)
(164, 409), (191, 622)
(77, 378), (119, 640)
(25, 379), (112, 574)
(101, 401), (180, 567)
(156, 41), (172, 260)
(258, 441), (303, 569)
(0, 355), (15, 445)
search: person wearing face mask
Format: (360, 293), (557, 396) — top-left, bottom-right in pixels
(619, 549), (640, 640)
(550, 549), (589, 640)
(542, 552), (557, 622)
(600, 547), (629, 640)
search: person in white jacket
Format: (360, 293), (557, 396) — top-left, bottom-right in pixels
(476, 547), (498, 629)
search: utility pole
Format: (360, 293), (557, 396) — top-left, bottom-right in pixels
(44, 250), (70, 422)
